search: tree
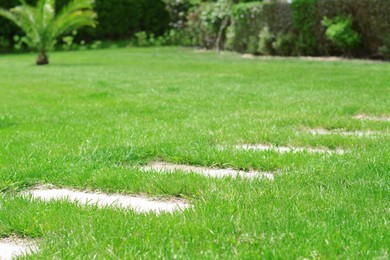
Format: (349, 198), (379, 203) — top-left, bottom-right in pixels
(0, 0), (97, 65)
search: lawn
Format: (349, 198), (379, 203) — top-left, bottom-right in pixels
(0, 47), (389, 258)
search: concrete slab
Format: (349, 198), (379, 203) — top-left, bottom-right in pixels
(0, 237), (37, 260)
(24, 188), (190, 214)
(141, 162), (274, 181)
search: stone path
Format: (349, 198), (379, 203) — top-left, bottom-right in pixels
(2, 119), (377, 258)
(0, 237), (38, 260)
(24, 188), (190, 214)
(141, 162), (274, 181)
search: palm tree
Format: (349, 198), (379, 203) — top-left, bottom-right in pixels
(0, 0), (97, 65)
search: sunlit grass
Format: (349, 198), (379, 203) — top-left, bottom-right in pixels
(0, 47), (389, 258)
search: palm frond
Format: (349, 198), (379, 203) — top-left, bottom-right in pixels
(10, 5), (40, 47)
(35, 0), (56, 50)
(56, 0), (95, 15)
(0, 6), (37, 47)
(0, 8), (22, 28)
(37, 0), (55, 28)
(51, 11), (97, 39)
(50, 0), (96, 39)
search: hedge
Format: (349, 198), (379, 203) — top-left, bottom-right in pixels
(225, 2), (292, 54)
(315, 0), (390, 57)
(224, 0), (390, 58)
(225, 2), (266, 53)
(291, 0), (318, 55)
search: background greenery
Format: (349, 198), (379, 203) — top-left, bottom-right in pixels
(1, 0), (390, 57)
(0, 0), (170, 51)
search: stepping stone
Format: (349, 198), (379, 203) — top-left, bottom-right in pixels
(24, 188), (190, 214)
(233, 144), (345, 155)
(307, 129), (384, 137)
(141, 162), (274, 181)
(353, 114), (390, 122)
(0, 237), (38, 260)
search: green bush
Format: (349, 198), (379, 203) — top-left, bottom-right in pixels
(161, 29), (193, 46)
(322, 16), (360, 56)
(317, 0), (390, 57)
(134, 31), (149, 47)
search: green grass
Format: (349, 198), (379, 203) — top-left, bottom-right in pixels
(0, 47), (389, 258)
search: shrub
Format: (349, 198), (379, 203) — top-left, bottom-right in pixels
(322, 16), (360, 56)
(134, 31), (149, 47)
(161, 29), (193, 46)
(316, 0), (390, 57)
(12, 35), (28, 51)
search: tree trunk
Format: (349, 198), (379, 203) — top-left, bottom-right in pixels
(36, 51), (49, 65)
(215, 16), (230, 52)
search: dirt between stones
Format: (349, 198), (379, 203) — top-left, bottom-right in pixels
(241, 54), (349, 62)
(233, 144), (345, 155)
(307, 129), (386, 137)
(141, 162), (275, 181)
(24, 188), (190, 214)
(0, 237), (38, 260)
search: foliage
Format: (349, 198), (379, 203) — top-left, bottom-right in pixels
(139, 0), (170, 37)
(378, 36), (390, 60)
(272, 32), (296, 56)
(60, 30), (77, 50)
(226, 2), (265, 53)
(291, 0), (318, 55)
(161, 29), (193, 46)
(68, 0), (169, 40)
(227, 2), (293, 55)
(0, 0), (96, 64)
(258, 26), (274, 55)
(162, 0), (195, 30)
(0, 0), (170, 51)
(322, 16), (360, 55)
(187, 0), (232, 49)
(2, 0), (390, 59)
(133, 31), (149, 47)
